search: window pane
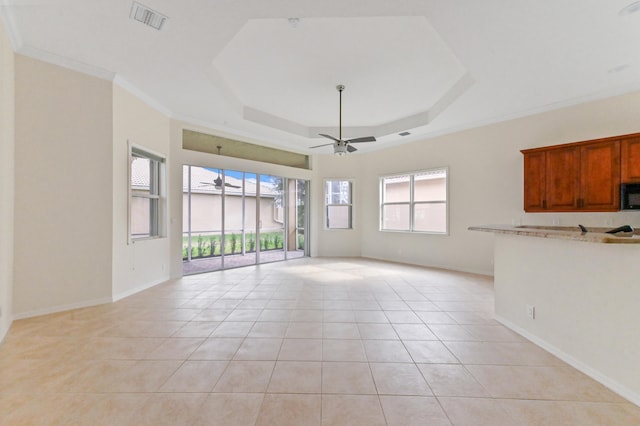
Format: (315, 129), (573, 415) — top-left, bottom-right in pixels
(224, 171), (245, 252)
(326, 180), (351, 205)
(223, 170), (244, 196)
(414, 203), (447, 233)
(327, 205), (351, 229)
(383, 175), (410, 202)
(131, 148), (164, 239)
(382, 204), (410, 230)
(414, 170), (447, 202)
(131, 197), (151, 237)
(131, 156), (151, 192)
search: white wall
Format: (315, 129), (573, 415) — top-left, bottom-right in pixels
(355, 91), (640, 275)
(13, 55), (113, 317)
(111, 84), (171, 299)
(0, 20), (15, 338)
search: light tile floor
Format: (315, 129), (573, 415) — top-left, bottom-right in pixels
(1, 258), (639, 425)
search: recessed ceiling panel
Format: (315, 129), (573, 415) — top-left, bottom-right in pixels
(212, 16), (467, 129)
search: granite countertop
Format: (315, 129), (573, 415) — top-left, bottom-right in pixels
(469, 225), (640, 244)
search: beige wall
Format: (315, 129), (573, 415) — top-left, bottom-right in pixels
(13, 55), (114, 316)
(112, 84), (170, 299)
(350, 90), (640, 275)
(312, 156), (362, 257)
(0, 20), (15, 338)
(494, 234), (640, 405)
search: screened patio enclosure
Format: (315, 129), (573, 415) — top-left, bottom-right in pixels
(182, 165), (308, 274)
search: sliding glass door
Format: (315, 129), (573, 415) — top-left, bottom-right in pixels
(223, 170), (257, 269)
(258, 174), (285, 264)
(183, 166), (308, 275)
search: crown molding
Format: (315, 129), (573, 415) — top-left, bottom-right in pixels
(113, 75), (173, 117)
(17, 44), (115, 81)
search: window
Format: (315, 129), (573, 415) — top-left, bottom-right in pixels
(380, 168), (448, 233)
(325, 180), (352, 229)
(130, 146), (165, 239)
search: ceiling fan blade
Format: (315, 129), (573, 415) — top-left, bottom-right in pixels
(225, 183), (241, 188)
(310, 142), (334, 149)
(347, 145), (358, 153)
(319, 133), (341, 143)
(199, 182), (215, 185)
(347, 136), (376, 143)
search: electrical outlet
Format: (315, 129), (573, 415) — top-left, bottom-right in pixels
(552, 217), (560, 226)
(527, 305), (535, 320)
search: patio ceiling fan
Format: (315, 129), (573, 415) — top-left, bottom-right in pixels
(200, 169), (240, 190)
(310, 84), (376, 156)
(199, 145), (241, 189)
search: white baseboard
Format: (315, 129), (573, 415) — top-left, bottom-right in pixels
(112, 278), (165, 302)
(10, 278), (167, 321)
(0, 320), (11, 345)
(362, 255), (494, 277)
(495, 314), (640, 407)
(12, 296), (113, 320)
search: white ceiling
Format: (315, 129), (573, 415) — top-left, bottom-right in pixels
(2, 0), (640, 154)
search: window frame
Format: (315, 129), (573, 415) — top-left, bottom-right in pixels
(379, 167), (449, 235)
(129, 144), (166, 242)
(324, 179), (354, 230)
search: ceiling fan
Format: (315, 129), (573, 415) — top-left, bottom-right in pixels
(199, 146), (241, 189)
(200, 169), (241, 190)
(310, 84), (376, 156)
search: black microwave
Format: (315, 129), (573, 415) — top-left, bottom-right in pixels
(621, 183), (640, 210)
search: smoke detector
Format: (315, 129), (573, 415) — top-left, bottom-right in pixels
(130, 2), (168, 30)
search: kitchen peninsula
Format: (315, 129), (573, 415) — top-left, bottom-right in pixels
(470, 225), (640, 406)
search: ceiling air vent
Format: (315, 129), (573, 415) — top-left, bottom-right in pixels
(130, 2), (168, 30)
(399, 131), (411, 136)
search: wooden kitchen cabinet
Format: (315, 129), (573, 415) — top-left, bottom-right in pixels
(621, 135), (640, 183)
(523, 151), (546, 211)
(522, 136), (623, 212)
(579, 140), (620, 210)
(545, 145), (581, 211)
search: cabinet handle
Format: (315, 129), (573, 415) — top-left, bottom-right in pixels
(543, 200), (546, 209)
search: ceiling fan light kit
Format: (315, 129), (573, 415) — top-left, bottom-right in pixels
(334, 144), (347, 156)
(310, 84), (377, 156)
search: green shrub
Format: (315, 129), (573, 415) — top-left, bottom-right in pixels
(208, 236), (219, 257)
(230, 233), (238, 254)
(196, 235), (204, 257)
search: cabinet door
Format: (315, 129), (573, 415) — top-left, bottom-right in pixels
(580, 140), (620, 211)
(545, 146), (580, 211)
(621, 136), (640, 183)
(523, 151), (546, 211)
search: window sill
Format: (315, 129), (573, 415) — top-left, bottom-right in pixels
(131, 236), (166, 244)
(379, 229), (449, 236)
